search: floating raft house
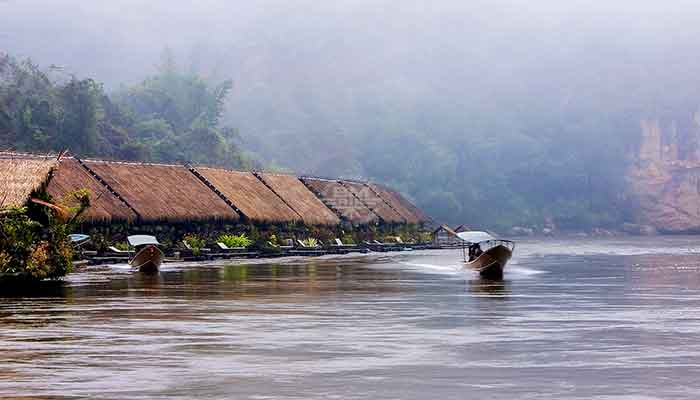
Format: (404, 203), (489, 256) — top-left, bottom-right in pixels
(301, 178), (379, 225)
(192, 167), (299, 224)
(0, 153), (57, 207)
(47, 158), (137, 223)
(367, 183), (430, 224)
(256, 173), (340, 226)
(82, 160), (239, 223)
(0, 152), (430, 227)
(341, 180), (406, 224)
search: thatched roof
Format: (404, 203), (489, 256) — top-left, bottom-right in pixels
(47, 158), (137, 223)
(193, 167), (300, 223)
(368, 183), (430, 224)
(0, 153), (57, 207)
(257, 173), (340, 226)
(341, 181), (406, 224)
(1, 151), (432, 227)
(82, 160), (239, 222)
(301, 178), (378, 225)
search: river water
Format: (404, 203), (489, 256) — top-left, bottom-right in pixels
(2, 236), (700, 399)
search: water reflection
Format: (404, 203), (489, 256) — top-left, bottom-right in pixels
(222, 264), (249, 282)
(129, 272), (164, 296)
(0, 279), (70, 298)
(467, 278), (510, 298)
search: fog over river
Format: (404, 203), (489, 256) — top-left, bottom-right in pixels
(2, 237), (700, 399)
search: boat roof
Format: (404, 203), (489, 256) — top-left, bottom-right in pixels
(127, 235), (160, 246)
(456, 231), (495, 243)
(69, 234), (90, 243)
(433, 224), (457, 235)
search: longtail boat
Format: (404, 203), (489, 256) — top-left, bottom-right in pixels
(128, 235), (163, 273)
(458, 231), (514, 279)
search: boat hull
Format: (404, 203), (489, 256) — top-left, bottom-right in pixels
(464, 244), (512, 279)
(130, 245), (164, 273)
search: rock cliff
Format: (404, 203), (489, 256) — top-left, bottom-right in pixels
(627, 114), (700, 232)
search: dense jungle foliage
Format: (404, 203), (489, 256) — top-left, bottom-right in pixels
(0, 52), (250, 169)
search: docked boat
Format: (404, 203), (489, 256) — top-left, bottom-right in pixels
(458, 231), (514, 279)
(68, 234), (91, 246)
(127, 235), (164, 273)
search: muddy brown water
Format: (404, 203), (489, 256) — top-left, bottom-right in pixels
(2, 237), (700, 399)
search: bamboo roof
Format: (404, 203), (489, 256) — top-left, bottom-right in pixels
(341, 180), (406, 224)
(301, 178), (378, 225)
(257, 173), (340, 226)
(193, 167), (300, 223)
(47, 158), (136, 223)
(0, 153), (57, 207)
(82, 160), (239, 222)
(368, 183), (430, 223)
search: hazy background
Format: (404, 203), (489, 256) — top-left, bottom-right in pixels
(3, 0), (700, 230)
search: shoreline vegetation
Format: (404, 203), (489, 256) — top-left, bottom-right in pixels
(0, 184), (90, 285)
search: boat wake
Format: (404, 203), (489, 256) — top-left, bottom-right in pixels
(399, 259), (546, 277)
(398, 261), (463, 276)
(108, 263), (132, 270)
(505, 262), (547, 276)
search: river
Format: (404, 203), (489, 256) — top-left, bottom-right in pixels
(2, 236), (700, 399)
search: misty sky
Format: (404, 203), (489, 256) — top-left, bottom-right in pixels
(3, 0), (700, 175)
(3, 0), (700, 86)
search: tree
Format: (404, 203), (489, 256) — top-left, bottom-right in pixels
(0, 52), (250, 170)
(56, 78), (101, 155)
(114, 52), (249, 168)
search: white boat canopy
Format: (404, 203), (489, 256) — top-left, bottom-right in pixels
(456, 231), (495, 244)
(69, 234), (90, 243)
(127, 235), (160, 247)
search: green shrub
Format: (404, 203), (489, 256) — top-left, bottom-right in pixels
(183, 234), (207, 256)
(341, 234), (356, 245)
(0, 197), (83, 281)
(301, 238), (319, 247)
(88, 233), (109, 253)
(113, 242), (130, 251)
(417, 231), (432, 243)
(0, 207), (41, 275)
(218, 233), (252, 248)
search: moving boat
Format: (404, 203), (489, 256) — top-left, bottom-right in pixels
(127, 235), (164, 273)
(458, 231), (514, 279)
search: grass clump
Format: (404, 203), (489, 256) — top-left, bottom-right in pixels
(218, 233), (252, 248)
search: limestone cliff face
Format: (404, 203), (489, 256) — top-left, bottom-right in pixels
(627, 114), (700, 232)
